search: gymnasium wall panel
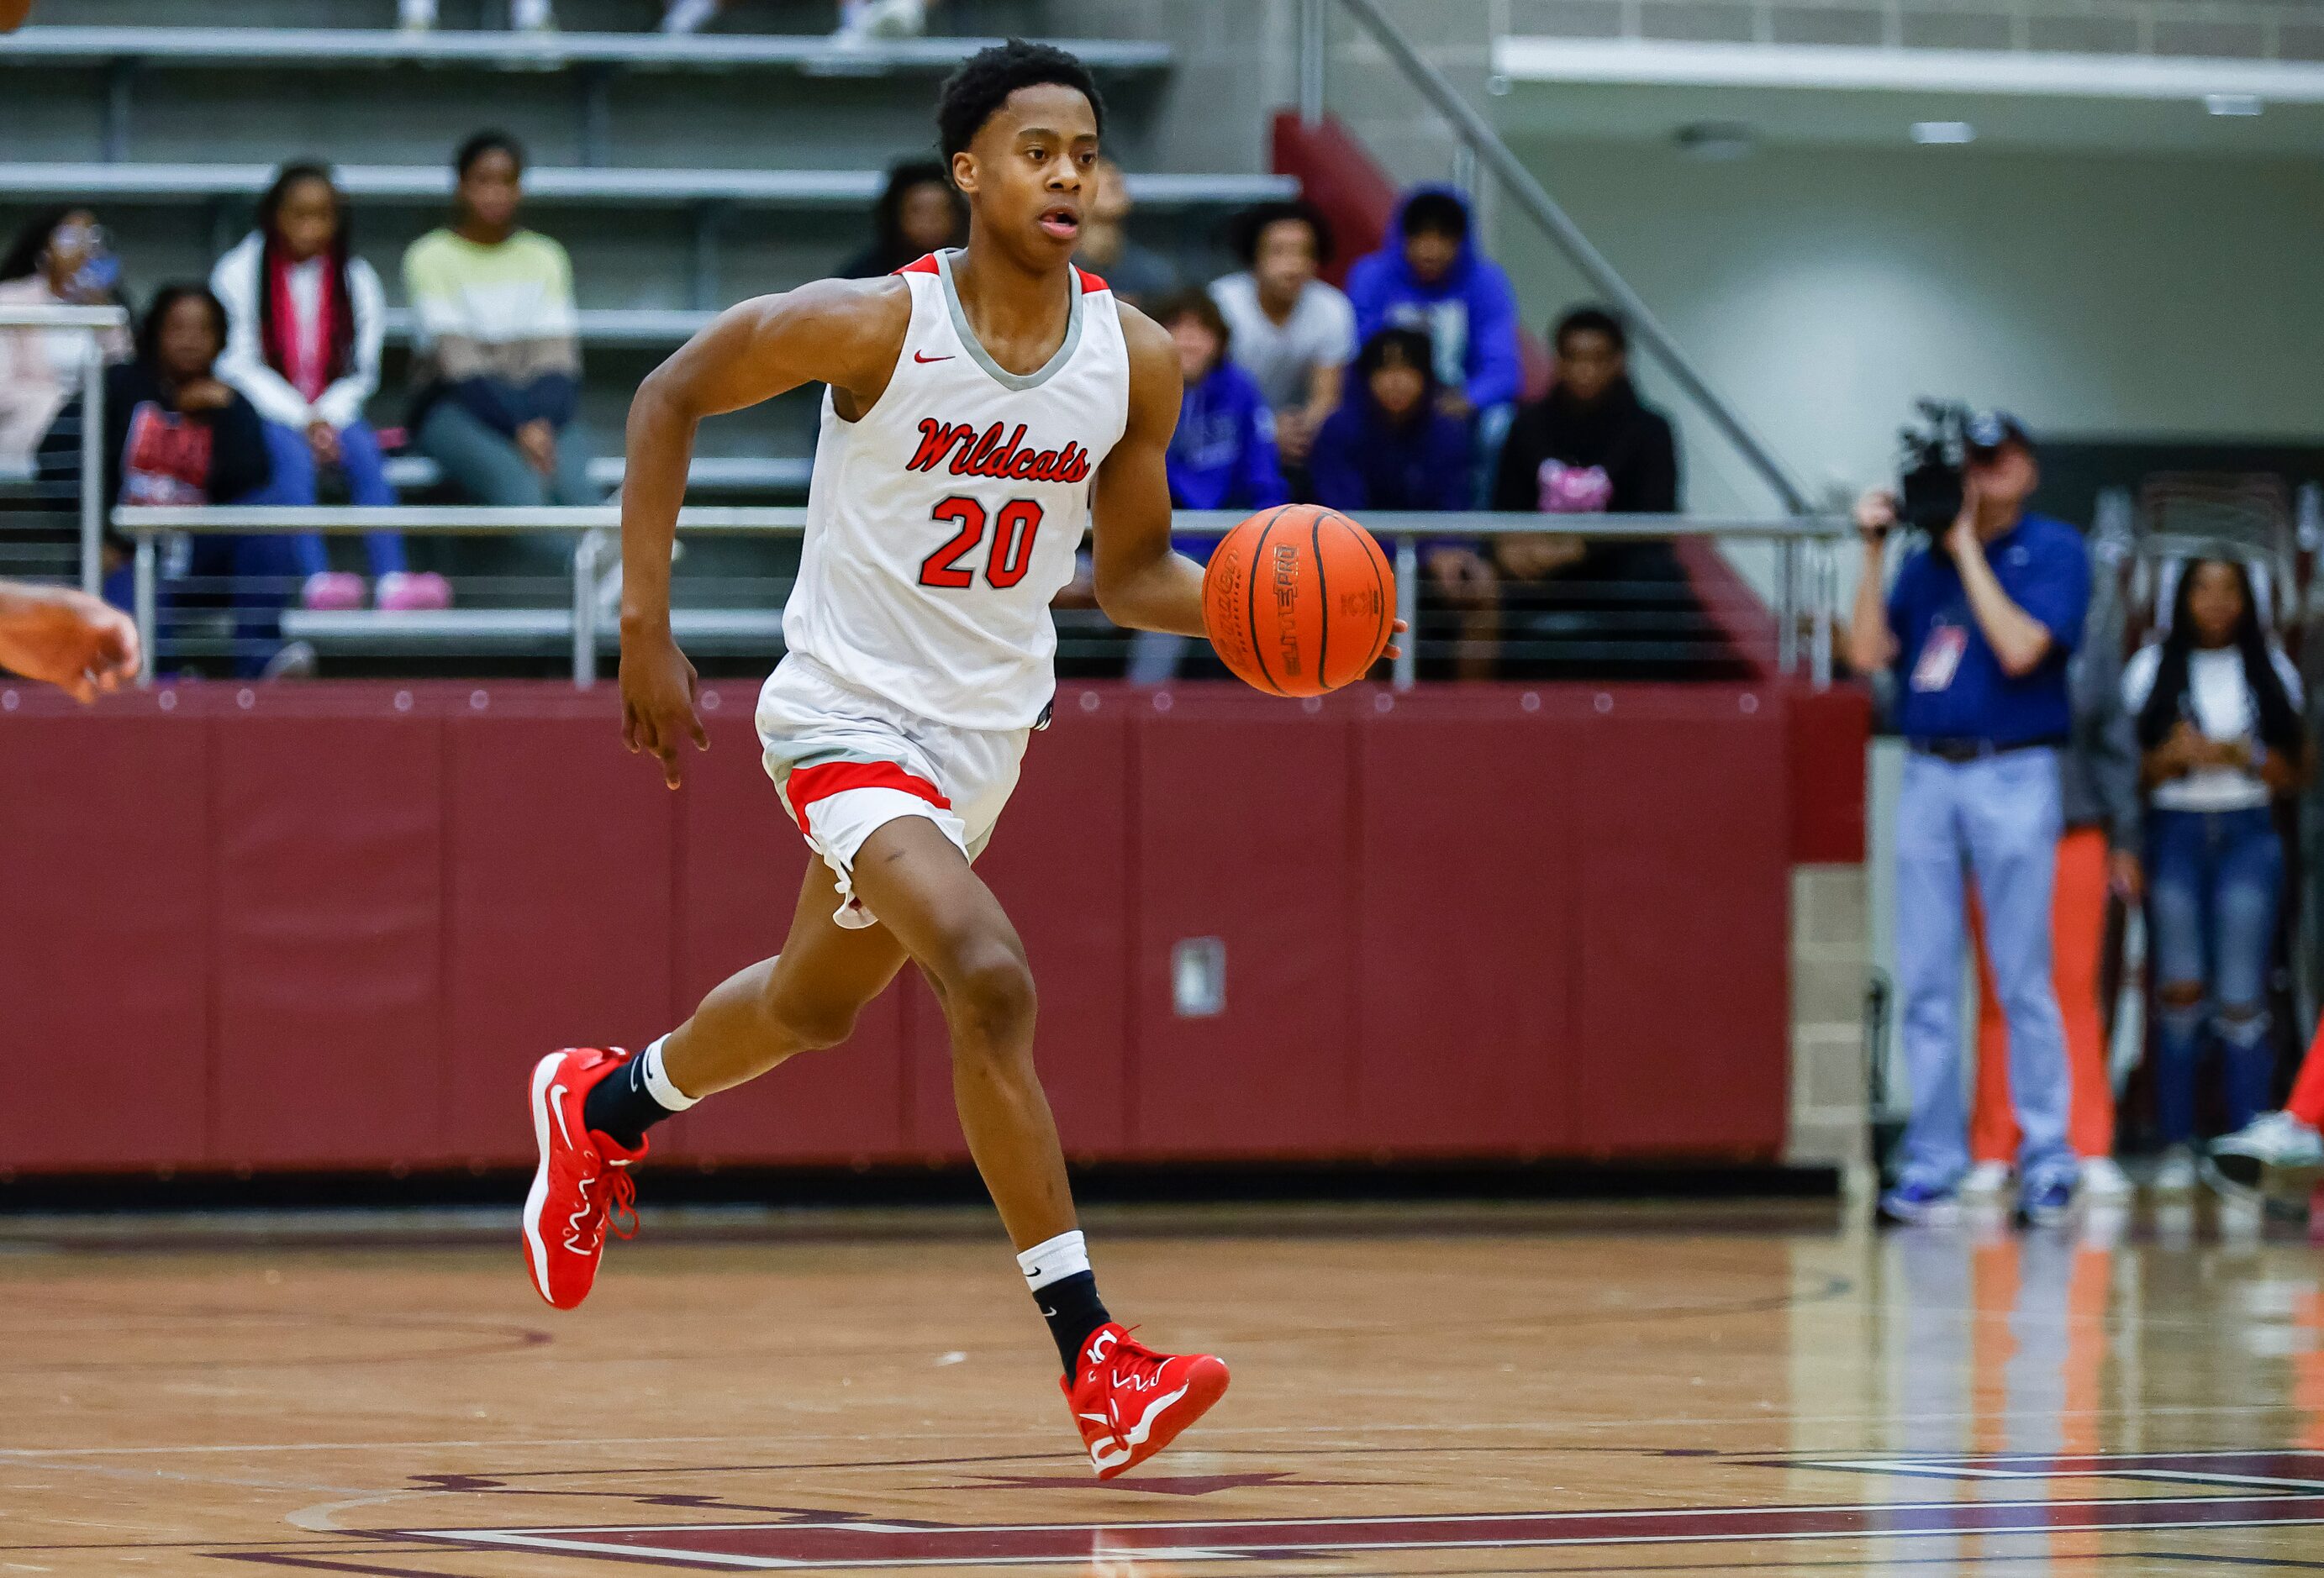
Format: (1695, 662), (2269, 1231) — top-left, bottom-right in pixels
(0, 678), (1846, 1176)
(0, 713), (210, 1170)
(1353, 697), (1580, 1155)
(1127, 698), (1360, 1157)
(1568, 697), (1792, 1155)
(209, 706), (446, 1168)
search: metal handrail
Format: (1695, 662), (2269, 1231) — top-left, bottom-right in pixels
(0, 303), (126, 597)
(1315, 0), (1815, 517)
(113, 506), (1844, 692)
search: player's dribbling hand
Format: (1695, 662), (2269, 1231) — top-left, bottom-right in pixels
(619, 628), (709, 789)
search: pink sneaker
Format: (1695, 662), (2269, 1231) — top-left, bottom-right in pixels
(377, 571), (454, 612)
(301, 571), (366, 612)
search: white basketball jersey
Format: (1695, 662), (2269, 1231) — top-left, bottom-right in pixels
(783, 250), (1131, 732)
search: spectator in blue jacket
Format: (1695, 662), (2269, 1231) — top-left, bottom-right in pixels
(1160, 289), (1285, 527)
(1344, 187), (1522, 498)
(1133, 290), (1285, 682)
(1309, 325), (1471, 514)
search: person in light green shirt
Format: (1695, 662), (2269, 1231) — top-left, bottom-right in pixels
(403, 131), (598, 550)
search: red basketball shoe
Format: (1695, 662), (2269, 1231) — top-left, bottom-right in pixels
(1061, 1323), (1230, 1479)
(521, 1047), (646, 1310)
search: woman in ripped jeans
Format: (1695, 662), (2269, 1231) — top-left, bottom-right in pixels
(2123, 557), (2306, 1192)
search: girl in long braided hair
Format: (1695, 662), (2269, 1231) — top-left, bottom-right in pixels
(212, 161), (449, 613)
(2124, 555), (2306, 1190)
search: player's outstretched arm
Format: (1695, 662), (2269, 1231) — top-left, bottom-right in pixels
(1089, 306), (1205, 639)
(618, 278), (908, 787)
(0, 581), (140, 702)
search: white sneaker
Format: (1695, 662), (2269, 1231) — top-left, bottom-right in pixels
(511, 0), (557, 32)
(662, 0), (721, 33)
(2150, 1146), (2200, 1197)
(399, 0), (437, 29)
(2078, 1155), (2134, 1201)
(1961, 1160), (2014, 1197)
(2211, 1111), (2324, 1193)
(2214, 1111), (2324, 1169)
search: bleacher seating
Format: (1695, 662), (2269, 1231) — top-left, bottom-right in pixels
(3, 6), (1291, 671)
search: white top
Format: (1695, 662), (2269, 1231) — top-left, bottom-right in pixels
(210, 231), (386, 433)
(1208, 271), (1356, 413)
(784, 251), (1131, 732)
(2121, 641), (2302, 812)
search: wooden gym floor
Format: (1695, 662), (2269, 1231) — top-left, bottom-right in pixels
(4, 1199), (2323, 1575)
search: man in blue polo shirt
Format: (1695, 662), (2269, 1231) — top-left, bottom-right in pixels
(1847, 413), (2090, 1225)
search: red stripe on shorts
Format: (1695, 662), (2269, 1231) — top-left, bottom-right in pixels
(783, 760), (951, 835)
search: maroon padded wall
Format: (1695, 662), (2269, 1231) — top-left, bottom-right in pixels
(0, 676), (1859, 1176)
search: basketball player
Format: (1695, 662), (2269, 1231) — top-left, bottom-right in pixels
(0, 580), (140, 700)
(524, 42), (1390, 1479)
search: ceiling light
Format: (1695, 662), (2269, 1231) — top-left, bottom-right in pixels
(1674, 121), (1754, 160)
(2205, 92), (2263, 116)
(1910, 121), (1976, 145)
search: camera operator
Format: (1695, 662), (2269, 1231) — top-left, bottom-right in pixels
(1847, 413), (2091, 1225)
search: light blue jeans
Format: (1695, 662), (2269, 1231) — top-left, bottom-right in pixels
(1894, 748), (2076, 1191)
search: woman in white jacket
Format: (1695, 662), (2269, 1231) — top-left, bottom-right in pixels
(213, 163), (450, 612)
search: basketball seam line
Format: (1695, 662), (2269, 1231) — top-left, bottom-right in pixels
(1358, 521), (1388, 672)
(1312, 513), (1330, 692)
(1246, 506), (1292, 697)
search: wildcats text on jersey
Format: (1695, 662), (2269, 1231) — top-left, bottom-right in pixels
(906, 418), (1093, 484)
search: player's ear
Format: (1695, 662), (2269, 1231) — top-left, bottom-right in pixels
(949, 151), (978, 199)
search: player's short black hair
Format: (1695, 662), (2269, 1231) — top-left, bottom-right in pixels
(1553, 304), (1626, 355)
(935, 39), (1104, 165)
(455, 129), (525, 180)
(1399, 189), (1469, 242)
(1227, 199), (1335, 268)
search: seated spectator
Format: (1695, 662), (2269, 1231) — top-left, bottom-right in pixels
(2123, 557), (2306, 1193)
(1309, 326), (1469, 514)
(1075, 158), (1177, 311)
(839, 160), (966, 278)
(1129, 290), (1285, 682)
(1161, 291), (1285, 519)
(1209, 199), (1354, 482)
(1483, 306), (1701, 681)
(213, 162), (451, 614)
(404, 132), (597, 580)
(0, 208), (130, 476)
(1344, 187), (1520, 499)
(105, 284), (309, 677)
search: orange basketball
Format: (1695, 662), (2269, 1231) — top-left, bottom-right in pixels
(1202, 504), (1395, 697)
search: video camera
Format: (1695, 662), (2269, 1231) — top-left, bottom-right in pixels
(1895, 401), (2026, 534)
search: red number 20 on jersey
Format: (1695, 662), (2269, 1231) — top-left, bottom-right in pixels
(920, 495), (1045, 592)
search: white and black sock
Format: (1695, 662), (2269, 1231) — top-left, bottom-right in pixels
(1020, 1228), (1111, 1375)
(582, 1036), (697, 1149)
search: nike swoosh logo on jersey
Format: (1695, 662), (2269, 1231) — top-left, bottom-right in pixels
(914, 350), (954, 363)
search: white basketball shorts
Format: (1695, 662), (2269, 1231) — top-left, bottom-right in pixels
(755, 652), (1030, 929)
